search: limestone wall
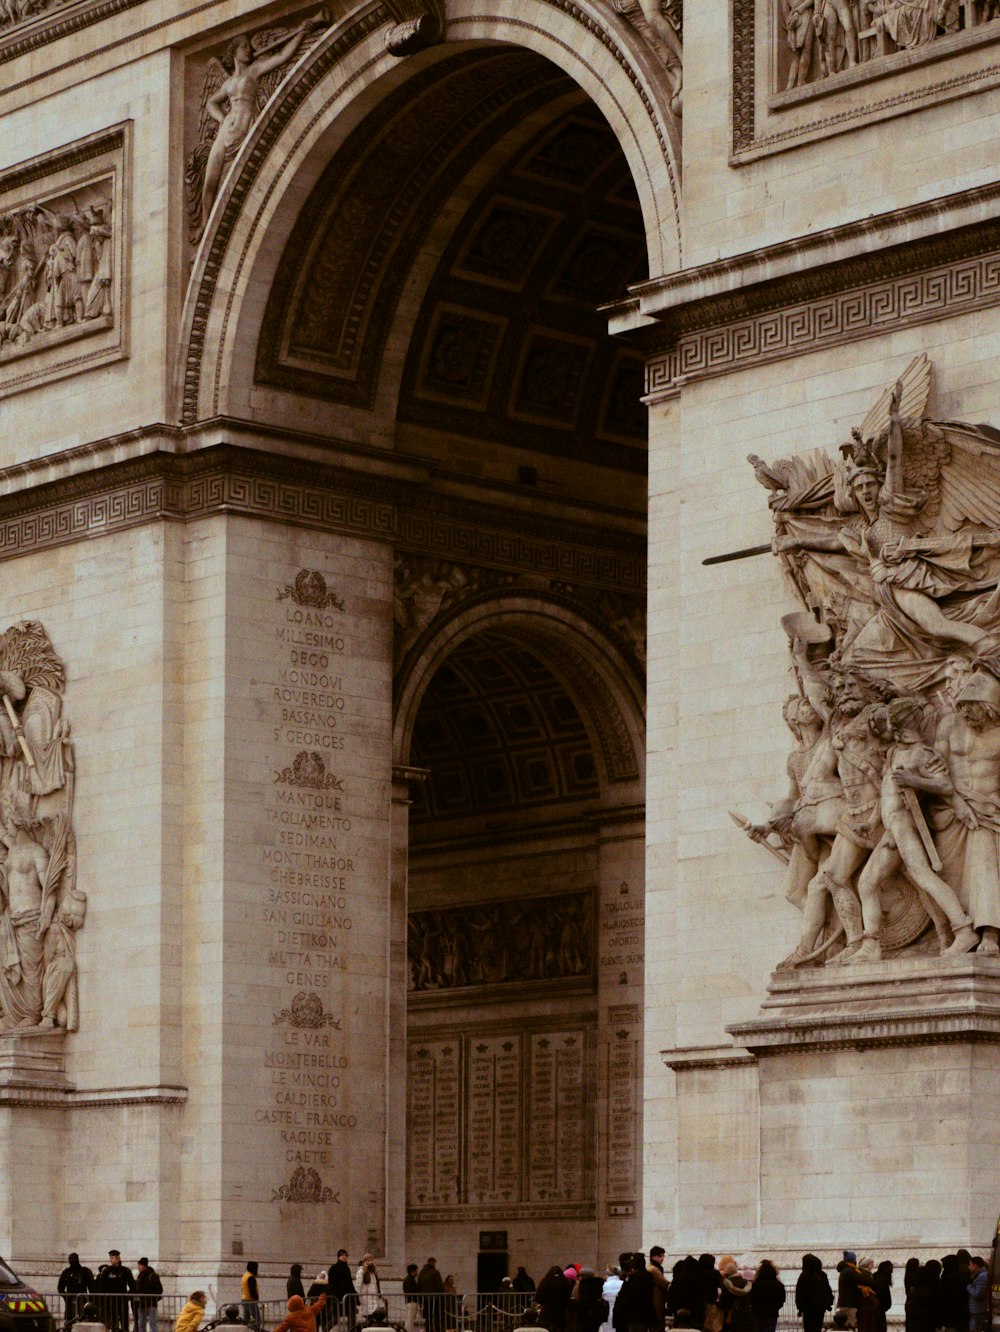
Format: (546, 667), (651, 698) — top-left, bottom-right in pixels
(646, 302), (1000, 1257)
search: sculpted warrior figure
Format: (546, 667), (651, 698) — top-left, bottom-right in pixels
(814, 0), (859, 74)
(187, 10), (330, 237)
(744, 354), (1000, 966)
(43, 216), (81, 329)
(745, 692), (843, 910)
(935, 668), (1000, 954)
(0, 197), (112, 351)
(0, 624), (79, 1031)
(775, 668), (891, 967)
(777, 384), (998, 666)
(851, 698), (978, 963)
(781, 0), (817, 87)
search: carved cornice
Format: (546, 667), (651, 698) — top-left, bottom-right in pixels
(661, 1046), (757, 1071)
(728, 1007), (1000, 1054)
(0, 0), (228, 75)
(634, 185), (1000, 397)
(0, 438), (645, 594)
(0, 1083), (188, 1108)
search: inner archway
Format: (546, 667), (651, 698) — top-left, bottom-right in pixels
(193, 9), (653, 1281)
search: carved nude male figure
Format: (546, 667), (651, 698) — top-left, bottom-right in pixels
(776, 670), (888, 966)
(746, 693), (843, 909)
(936, 670), (1000, 953)
(850, 699), (978, 963)
(200, 21), (318, 227)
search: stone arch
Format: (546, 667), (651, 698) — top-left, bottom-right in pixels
(175, 0), (681, 426)
(393, 591), (646, 804)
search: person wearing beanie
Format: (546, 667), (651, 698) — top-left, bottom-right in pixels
(837, 1254), (863, 1328)
(135, 1258), (163, 1332)
(59, 1253), (95, 1323)
(356, 1255), (381, 1319)
(174, 1293), (207, 1332)
(307, 1272), (332, 1332)
(241, 1262), (262, 1332)
(719, 1258), (753, 1332)
(273, 1292), (329, 1332)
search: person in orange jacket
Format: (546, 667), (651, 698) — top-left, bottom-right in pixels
(273, 1293), (329, 1332)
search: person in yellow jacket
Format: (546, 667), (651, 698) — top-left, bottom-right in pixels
(174, 1292), (207, 1332)
(242, 1263), (262, 1331)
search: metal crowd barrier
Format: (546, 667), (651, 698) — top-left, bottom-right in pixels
(39, 1293), (540, 1332)
(38, 1294), (870, 1332)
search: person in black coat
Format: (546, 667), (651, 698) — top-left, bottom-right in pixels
(939, 1256), (967, 1332)
(750, 1262), (785, 1332)
(698, 1257), (721, 1316)
(615, 1257), (657, 1332)
(288, 1267), (306, 1302)
(872, 1264), (893, 1317)
(903, 1259), (921, 1332)
(668, 1257), (704, 1328)
(576, 1273), (610, 1332)
(795, 1255), (833, 1332)
(906, 1262), (942, 1332)
(330, 1252), (357, 1328)
(513, 1270), (537, 1295)
(58, 1254), (95, 1323)
(93, 1252), (135, 1332)
(537, 1267), (573, 1332)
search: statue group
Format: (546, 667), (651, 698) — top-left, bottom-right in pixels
(408, 893), (592, 992)
(0, 195), (114, 354)
(743, 355), (1000, 967)
(780, 0), (1000, 89)
(0, 622), (83, 1031)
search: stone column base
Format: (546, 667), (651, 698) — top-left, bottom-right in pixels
(0, 1030), (72, 1095)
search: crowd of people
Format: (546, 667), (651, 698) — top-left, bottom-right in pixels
(58, 1252), (162, 1332)
(54, 1247), (993, 1332)
(520, 1250), (992, 1332)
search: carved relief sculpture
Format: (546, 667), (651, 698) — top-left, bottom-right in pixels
(0, 621), (82, 1031)
(408, 891), (593, 992)
(611, 0), (683, 112)
(186, 8), (331, 240)
(0, 185), (114, 359)
(740, 355), (1000, 965)
(0, 0), (58, 32)
(778, 0), (998, 88)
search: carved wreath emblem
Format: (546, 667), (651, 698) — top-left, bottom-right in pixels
(272, 1166), (337, 1204)
(273, 991), (342, 1030)
(273, 750), (344, 790)
(277, 569), (345, 610)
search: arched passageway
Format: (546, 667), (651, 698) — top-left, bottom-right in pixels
(176, 1), (657, 1275)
